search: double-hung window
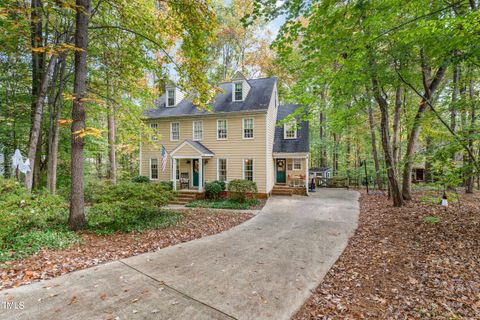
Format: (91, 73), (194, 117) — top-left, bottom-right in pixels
(234, 82), (243, 101)
(243, 159), (254, 181)
(167, 89), (175, 107)
(217, 119), (228, 140)
(150, 158), (158, 180)
(170, 122), (179, 141)
(193, 121), (203, 140)
(243, 118), (254, 139)
(293, 159), (302, 170)
(218, 158), (227, 182)
(149, 123), (158, 141)
(284, 119), (297, 139)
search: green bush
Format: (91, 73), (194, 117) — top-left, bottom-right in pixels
(132, 175), (150, 183)
(212, 180), (226, 191)
(205, 181), (223, 200)
(227, 179), (257, 202)
(159, 180), (174, 190)
(86, 181), (176, 233)
(0, 178), (69, 247)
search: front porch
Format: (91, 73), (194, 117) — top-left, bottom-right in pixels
(170, 140), (214, 192)
(273, 153), (309, 193)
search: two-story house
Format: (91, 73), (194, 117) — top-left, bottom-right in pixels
(140, 73), (309, 197)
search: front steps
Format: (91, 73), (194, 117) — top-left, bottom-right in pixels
(170, 191), (199, 205)
(272, 185), (293, 196)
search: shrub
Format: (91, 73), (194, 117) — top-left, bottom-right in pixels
(227, 179), (258, 202)
(159, 180), (174, 190)
(205, 181), (223, 200)
(212, 180), (226, 191)
(86, 181), (176, 233)
(132, 175), (150, 183)
(0, 179), (69, 247)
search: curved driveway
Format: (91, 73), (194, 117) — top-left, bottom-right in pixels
(1, 189), (359, 320)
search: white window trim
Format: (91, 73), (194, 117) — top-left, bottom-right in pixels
(170, 122), (179, 141)
(192, 120), (203, 141)
(293, 158), (302, 171)
(284, 119), (297, 139)
(217, 158), (228, 181)
(150, 123), (158, 141)
(242, 118), (254, 140)
(233, 81), (243, 102)
(242, 158), (254, 181)
(166, 89), (175, 107)
(217, 119), (228, 140)
(149, 158), (159, 180)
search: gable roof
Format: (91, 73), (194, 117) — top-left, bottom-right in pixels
(142, 77), (277, 119)
(273, 104), (310, 154)
(170, 139), (214, 157)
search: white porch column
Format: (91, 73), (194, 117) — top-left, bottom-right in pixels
(305, 156), (309, 195)
(198, 157), (203, 192)
(172, 158), (177, 191)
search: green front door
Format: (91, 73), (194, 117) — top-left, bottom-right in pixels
(192, 159), (199, 187)
(276, 159), (286, 184)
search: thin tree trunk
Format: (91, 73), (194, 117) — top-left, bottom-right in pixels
(69, 0), (91, 230)
(401, 54), (447, 200)
(371, 78), (403, 207)
(25, 55), (58, 191)
(451, 65), (460, 135)
(320, 112), (327, 168)
(47, 53), (67, 194)
(367, 103), (383, 190)
(332, 132), (339, 175)
(392, 86), (402, 169)
(466, 69), (476, 193)
(107, 80), (117, 184)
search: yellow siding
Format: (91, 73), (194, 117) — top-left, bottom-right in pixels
(141, 112), (269, 192)
(173, 143), (202, 157)
(265, 83), (278, 193)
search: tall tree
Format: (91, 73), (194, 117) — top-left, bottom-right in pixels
(69, 0), (91, 230)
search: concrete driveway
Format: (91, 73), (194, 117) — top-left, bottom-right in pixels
(1, 189), (359, 320)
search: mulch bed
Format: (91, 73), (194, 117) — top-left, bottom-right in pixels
(0, 209), (253, 291)
(294, 190), (480, 319)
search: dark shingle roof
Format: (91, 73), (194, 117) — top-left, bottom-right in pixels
(185, 140), (214, 155)
(273, 104), (310, 153)
(143, 77), (277, 118)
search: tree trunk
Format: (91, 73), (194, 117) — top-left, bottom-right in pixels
(25, 55), (58, 192)
(332, 132), (339, 175)
(69, 0), (91, 231)
(392, 86), (402, 169)
(401, 55), (447, 200)
(367, 103), (383, 190)
(319, 112), (327, 168)
(47, 53), (67, 194)
(371, 79), (403, 207)
(107, 80), (117, 184)
(465, 71), (476, 193)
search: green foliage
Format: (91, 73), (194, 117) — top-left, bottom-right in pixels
(87, 204), (182, 234)
(423, 216), (440, 224)
(0, 229), (80, 262)
(185, 198), (260, 210)
(227, 179), (258, 202)
(159, 181), (174, 191)
(85, 181), (176, 233)
(0, 178), (79, 261)
(132, 175), (150, 183)
(205, 181), (223, 200)
(212, 180), (226, 191)
(0, 178), (69, 247)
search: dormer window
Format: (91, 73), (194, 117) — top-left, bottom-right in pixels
(234, 82), (243, 101)
(284, 119), (297, 139)
(167, 89), (175, 107)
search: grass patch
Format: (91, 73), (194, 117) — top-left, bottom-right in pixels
(0, 229), (81, 262)
(185, 198), (260, 210)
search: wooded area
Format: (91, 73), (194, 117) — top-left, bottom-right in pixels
(0, 0), (479, 222)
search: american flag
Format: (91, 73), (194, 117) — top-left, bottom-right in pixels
(161, 145), (168, 173)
